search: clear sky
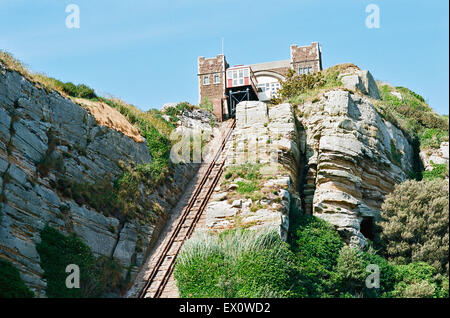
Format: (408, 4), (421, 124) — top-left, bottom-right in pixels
(0, 0), (448, 114)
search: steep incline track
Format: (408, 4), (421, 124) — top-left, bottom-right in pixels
(138, 119), (236, 298)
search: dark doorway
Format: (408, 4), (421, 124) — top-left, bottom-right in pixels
(360, 216), (374, 241)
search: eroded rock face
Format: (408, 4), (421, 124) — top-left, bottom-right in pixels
(0, 64), (198, 296)
(340, 68), (380, 100)
(298, 88), (415, 247)
(205, 101), (301, 240)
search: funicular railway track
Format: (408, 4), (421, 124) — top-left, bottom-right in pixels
(138, 119), (236, 298)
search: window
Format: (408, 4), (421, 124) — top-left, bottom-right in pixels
(299, 68), (304, 75)
(214, 74), (220, 84)
(308, 67), (313, 74)
(203, 76), (209, 85)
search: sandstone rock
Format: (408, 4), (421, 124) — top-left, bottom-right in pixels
(298, 88), (415, 247)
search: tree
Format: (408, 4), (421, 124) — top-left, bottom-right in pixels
(378, 179), (449, 275)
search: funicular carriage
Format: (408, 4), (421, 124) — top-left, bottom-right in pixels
(225, 65), (259, 117)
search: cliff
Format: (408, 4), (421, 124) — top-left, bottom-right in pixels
(0, 60), (200, 296)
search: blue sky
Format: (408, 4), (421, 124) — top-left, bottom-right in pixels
(0, 0), (448, 114)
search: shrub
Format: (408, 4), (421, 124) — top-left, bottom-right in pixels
(273, 69), (326, 103)
(76, 84), (96, 99)
(334, 246), (367, 296)
(0, 259), (34, 298)
(291, 213), (344, 297)
(378, 179), (449, 275)
(333, 246), (397, 298)
(174, 229), (304, 298)
(36, 226), (125, 298)
(391, 262), (441, 298)
(61, 82), (78, 96)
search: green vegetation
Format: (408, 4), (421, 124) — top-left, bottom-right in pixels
(422, 161), (449, 180)
(0, 259), (34, 298)
(290, 213), (343, 297)
(419, 128), (449, 149)
(61, 82), (97, 99)
(36, 225), (126, 298)
(175, 205), (449, 298)
(174, 229), (303, 298)
(389, 140), (403, 167)
(271, 64), (343, 106)
(376, 84), (448, 148)
(378, 179), (449, 275)
(224, 163), (262, 181)
(164, 102), (195, 123)
(222, 163), (275, 202)
(199, 97), (214, 113)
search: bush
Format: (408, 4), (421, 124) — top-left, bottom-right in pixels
(333, 246), (397, 298)
(273, 69), (326, 103)
(0, 259), (34, 298)
(378, 179), (449, 275)
(174, 229), (304, 298)
(36, 226), (125, 298)
(391, 262), (441, 298)
(61, 82), (97, 99)
(291, 213), (344, 297)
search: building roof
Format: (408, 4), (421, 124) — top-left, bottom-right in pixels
(249, 59), (290, 72)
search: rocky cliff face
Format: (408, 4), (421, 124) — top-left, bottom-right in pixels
(297, 71), (415, 247)
(0, 63), (197, 296)
(205, 101), (301, 240)
(203, 69), (417, 248)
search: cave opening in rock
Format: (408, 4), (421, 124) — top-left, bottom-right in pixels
(360, 216), (374, 241)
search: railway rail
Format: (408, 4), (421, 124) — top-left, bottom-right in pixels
(138, 119), (236, 298)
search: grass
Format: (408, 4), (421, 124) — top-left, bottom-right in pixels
(174, 228), (303, 298)
(422, 161), (449, 180)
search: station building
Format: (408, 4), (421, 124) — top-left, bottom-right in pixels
(198, 42), (323, 120)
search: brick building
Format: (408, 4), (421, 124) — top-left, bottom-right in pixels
(198, 42), (322, 120)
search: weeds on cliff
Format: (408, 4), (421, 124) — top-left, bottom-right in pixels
(419, 128), (449, 149)
(36, 226), (126, 298)
(273, 64), (345, 106)
(375, 83), (448, 147)
(0, 259), (34, 298)
(224, 163), (262, 181)
(0, 51), (97, 99)
(421, 161), (449, 180)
